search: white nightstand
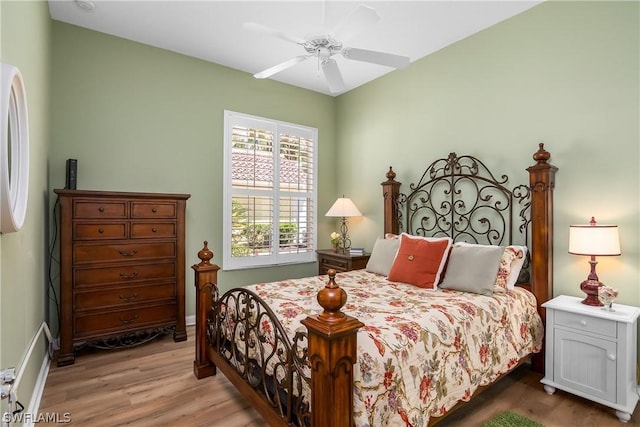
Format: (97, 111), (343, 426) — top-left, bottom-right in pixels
(541, 295), (640, 422)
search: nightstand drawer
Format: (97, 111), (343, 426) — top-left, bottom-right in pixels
(320, 257), (348, 272)
(555, 310), (617, 338)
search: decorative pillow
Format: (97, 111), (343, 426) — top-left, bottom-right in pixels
(504, 245), (527, 289)
(456, 242), (528, 290)
(387, 233), (452, 289)
(365, 237), (400, 276)
(439, 243), (504, 296)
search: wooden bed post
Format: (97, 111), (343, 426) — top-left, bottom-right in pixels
(527, 143), (557, 373)
(191, 241), (220, 379)
(382, 166), (401, 236)
(302, 270), (364, 427)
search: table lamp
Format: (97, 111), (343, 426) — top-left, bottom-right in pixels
(325, 197), (362, 251)
(568, 216), (621, 306)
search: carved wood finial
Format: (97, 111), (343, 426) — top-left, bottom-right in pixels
(197, 241), (213, 266)
(317, 269), (347, 321)
(533, 143), (551, 164)
(385, 166), (396, 182)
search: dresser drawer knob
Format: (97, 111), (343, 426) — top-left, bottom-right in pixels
(579, 320), (587, 327)
(152, 227), (157, 233)
(119, 249), (138, 257)
(119, 314), (138, 324)
(98, 228), (104, 234)
(119, 271), (139, 280)
(98, 207), (104, 213)
(152, 208), (157, 213)
(119, 293), (139, 302)
(608, 354), (617, 361)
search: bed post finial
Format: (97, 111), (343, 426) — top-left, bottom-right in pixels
(533, 142), (551, 164)
(316, 269), (347, 321)
(197, 241), (214, 266)
(385, 166), (396, 181)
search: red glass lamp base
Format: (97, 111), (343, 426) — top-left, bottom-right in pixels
(580, 279), (603, 306)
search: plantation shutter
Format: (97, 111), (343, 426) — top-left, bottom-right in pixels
(223, 111), (317, 270)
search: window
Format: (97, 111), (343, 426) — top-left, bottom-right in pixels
(223, 111), (317, 270)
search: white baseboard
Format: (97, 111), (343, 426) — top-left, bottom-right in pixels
(186, 315), (196, 326)
(25, 353), (51, 427)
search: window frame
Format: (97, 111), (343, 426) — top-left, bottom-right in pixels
(222, 110), (318, 270)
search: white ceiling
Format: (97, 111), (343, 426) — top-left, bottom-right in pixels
(48, 0), (543, 96)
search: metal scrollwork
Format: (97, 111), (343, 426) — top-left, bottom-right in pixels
(207, 288), (310, 425)
(396, 152), (533, 283)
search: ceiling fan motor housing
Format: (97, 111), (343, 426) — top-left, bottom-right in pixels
(303, 36), (343, 58)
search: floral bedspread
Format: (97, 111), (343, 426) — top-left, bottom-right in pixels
(248, 269), (543, 427)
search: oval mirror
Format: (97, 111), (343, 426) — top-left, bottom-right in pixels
(0, 62), (30, 233)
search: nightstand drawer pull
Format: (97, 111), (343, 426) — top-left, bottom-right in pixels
(580, 320), (587, 327)
(608, 354), (616, 361)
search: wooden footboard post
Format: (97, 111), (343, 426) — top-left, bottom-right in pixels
(527, 143), (557, 373)
(382, 167), (401, 236)
(191, 241), (220, 379)
(301, 270), (364, 427)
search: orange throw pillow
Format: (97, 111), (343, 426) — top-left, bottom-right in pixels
(387, 234), (452, 289)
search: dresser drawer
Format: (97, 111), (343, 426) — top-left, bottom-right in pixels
(73, 261), (176, 288)
(74, 283), (176, 310)
(74, 303), (176, 338)
(74, 223), (127, 240)
(73, 242), (176, 263)
(131, 202), (177, 218)
(555, 310), (617, 338)
(73, 200), (127, 219)
(131, 222), (176, 238)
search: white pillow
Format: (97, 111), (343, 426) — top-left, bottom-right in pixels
(440, 243), (504, 296)
(365, 237), (400, 276)
(456, 242), (528, 290)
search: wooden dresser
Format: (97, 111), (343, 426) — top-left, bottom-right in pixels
(54, 189), (190, 366)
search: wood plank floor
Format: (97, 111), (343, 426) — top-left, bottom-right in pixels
(39, 327), (639, 426)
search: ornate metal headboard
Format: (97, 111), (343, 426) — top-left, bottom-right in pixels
(382, 152), (533, 280)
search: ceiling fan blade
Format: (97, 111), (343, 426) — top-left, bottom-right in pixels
(331, 4), (380, 43)
(254, 56), (310, 79)
(321, 58), (345, 94)
(243, 22), (305, 45)
(342, 47), (410, 69)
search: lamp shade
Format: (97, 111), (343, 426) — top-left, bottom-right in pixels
(325, 197), (362, 217)
(568, 221), (620, 256)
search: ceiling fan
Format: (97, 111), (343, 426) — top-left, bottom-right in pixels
(244, 4), (410, 94)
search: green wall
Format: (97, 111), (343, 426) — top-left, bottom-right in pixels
(0, 0), (51, 418)
(337, 0), (639, 306)
(50, 21), (337, 321)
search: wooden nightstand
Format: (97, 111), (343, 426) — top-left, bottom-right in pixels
(316, 249), (370, 275)
(541, 295), (640, 422)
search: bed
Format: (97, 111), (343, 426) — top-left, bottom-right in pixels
(192, 143), (557, 426)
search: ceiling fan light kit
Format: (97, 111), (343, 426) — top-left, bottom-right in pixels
(246, 4), (410, 94)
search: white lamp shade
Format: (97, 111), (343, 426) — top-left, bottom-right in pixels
(325, 197), (362, 217)
(569, 224), (620, 256)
